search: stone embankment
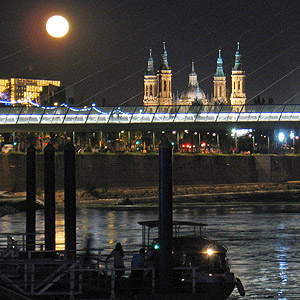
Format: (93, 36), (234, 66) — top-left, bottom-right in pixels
(1, 181), (300, 216)
(55, 181), (300, 206)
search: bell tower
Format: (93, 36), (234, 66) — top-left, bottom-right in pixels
(157, 42), (172, 106)
(143, 49), (158, 106)
(213, 49), (227, 104)
(230, 42), (246, 111)
(189, 61), (197, 87)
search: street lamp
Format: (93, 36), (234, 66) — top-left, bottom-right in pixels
(290, 131), (295, 153)
(278, 132), (285, 143)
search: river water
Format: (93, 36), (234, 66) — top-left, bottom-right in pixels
(1, 203), (300, 299)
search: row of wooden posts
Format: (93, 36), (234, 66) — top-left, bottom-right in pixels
(26, 141), (76, 252)
(25, 138), (174, 293)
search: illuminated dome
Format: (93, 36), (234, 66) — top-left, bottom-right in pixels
(179, 61), (207, 105)
(180, 85), (206, 104)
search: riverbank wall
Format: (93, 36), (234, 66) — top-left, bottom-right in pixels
(0, 153), (299, 192)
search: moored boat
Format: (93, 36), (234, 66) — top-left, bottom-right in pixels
(138, 220), (245, 299)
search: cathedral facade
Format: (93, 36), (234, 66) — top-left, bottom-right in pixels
(143, 42), (246, 108)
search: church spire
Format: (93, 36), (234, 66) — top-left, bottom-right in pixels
(230, 41), (246, 110)
(213, 49), (227, 105)
(146, 48), (155, 75)
(188, 60), (197, 87)
(215, 49), (225, 76)
(159, 42), (170, 70)
(233, 42), (243, 71)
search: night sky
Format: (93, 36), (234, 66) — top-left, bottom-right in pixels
(0, 0), (300, 106)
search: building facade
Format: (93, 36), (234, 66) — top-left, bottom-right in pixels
(143, 42), (246, 108)
(143, 43), (172, 106)
(213, 49), (228, 105)
(230, 42), (247, 110)
(0, 78), (60, 106)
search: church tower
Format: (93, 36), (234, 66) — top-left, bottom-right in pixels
(143, 49), (158, 106)
(213, 49), (227, 104)
(230, 42), (246, 110)
(157, 42), (172, 106)
(189, 61), (197, 87)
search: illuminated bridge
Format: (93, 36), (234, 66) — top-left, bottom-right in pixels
(1, 104), (300, 133)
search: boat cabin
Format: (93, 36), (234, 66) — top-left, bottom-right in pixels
(138, 220), (229, 274)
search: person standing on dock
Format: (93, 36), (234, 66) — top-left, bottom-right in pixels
(83, 233), (93, 266)
(131, 248), (146, 278)
(131, 248), (146, 294)
(105, 242), (125, 277)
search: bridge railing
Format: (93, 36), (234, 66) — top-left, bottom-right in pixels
(1, 104), (300, 125)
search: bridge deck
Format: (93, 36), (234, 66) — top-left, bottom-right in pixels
(0, 104), (299, 132)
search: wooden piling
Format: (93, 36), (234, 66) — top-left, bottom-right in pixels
(64, 142), (76, 253)
(158, 136), (173, 293)
(26, 145), (36, 251)
(44, 143), (56, 251)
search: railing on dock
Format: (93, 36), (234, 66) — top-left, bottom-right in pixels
(0, 233), (209, 299)
(0, 252), (203, 300)
(0, 232), (47, 252)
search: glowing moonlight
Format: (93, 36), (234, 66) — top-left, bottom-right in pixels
(46, 15), (69, 38)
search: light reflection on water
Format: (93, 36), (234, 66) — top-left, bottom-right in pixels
(0, 205), (300, 299)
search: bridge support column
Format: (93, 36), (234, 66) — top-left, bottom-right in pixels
(235, 131), (238, 153)
(128, 131), (131, 150)
(177, 132), (180, 151)
(100, 131), (103, 149)
(72, 131), (76, 145)
(41, 132), (44, 151)
(12, 132), (16, 150)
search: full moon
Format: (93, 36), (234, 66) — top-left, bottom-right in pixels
(46, 15), (69, 38)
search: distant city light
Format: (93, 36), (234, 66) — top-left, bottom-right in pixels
(231, 128), (253, 137)
(290, 131), (295, 140)
(206, 248), (214, 256)
(278, 132), (285, 142)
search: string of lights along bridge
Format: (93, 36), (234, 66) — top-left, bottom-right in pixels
(0, 104), (300, 129)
